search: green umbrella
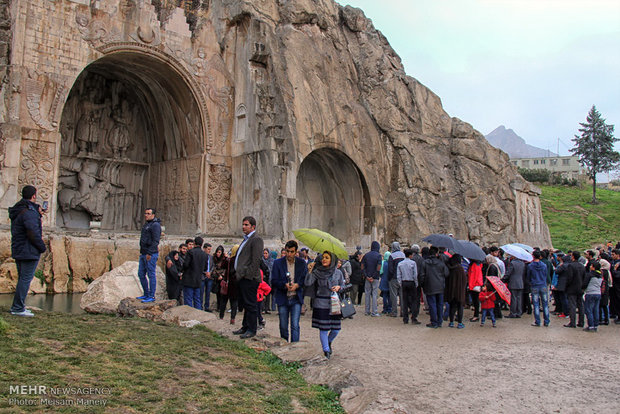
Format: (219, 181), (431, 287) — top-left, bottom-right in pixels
(292, 228), (349, 259)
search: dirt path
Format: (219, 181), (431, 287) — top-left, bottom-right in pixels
(258, 305), (620, 413)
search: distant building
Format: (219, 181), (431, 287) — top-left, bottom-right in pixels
(511, 156), (585, 180)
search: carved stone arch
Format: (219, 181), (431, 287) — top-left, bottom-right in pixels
(57, 45), (209, 234)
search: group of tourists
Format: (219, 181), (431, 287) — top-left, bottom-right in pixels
(8, 185), (619, 360)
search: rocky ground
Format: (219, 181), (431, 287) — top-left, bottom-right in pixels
(229, 304), (620, 413)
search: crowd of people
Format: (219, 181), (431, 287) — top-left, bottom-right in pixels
(8, 184), (619, 359)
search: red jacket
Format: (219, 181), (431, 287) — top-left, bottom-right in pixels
(479, 291), (496, 309)
(468, 262), (483, 290)
(257, 270), (271, 302)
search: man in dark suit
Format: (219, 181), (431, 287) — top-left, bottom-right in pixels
(182, 236), (209, 310)
(271, 240), (307, 342)
(232, 216), (264, 339)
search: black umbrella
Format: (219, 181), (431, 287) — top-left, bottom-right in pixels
(456, 240), (486, 262)
(422, 234), (463, 251)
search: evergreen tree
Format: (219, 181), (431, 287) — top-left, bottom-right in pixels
(570, 105), (619, 203)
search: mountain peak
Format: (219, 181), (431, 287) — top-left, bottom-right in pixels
(485, 126), (557, 159)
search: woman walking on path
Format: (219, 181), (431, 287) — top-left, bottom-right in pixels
(304, 251), (346, 359)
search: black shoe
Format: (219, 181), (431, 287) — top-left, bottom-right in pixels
(403, 320), (409, 324)
(232, 328), (247, 335)
(204, 309), (213, 313)
(324, 350), (331, 359)
(577, 324), (584, 328)
(506, 315), (517, 319)
(412, 319), (421, 325)
(563, 324), (576, 328)
(240, 331), (256, 339)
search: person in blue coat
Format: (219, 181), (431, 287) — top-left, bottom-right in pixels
(9, 185), (47, 317)
(271, 240), (307, 342)
(137, 207), (161, 303)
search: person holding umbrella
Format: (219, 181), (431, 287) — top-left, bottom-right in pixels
(304, 250), (346, 359)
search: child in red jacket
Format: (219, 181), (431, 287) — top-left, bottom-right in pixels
(257, 269), (271, 329)
(479, 284), (496, 327)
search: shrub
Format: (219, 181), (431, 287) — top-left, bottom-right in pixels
(518, 167), (550, 183)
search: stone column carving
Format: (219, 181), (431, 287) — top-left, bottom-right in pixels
(206, 164), (232, 234)
(18, 139), (56, 224)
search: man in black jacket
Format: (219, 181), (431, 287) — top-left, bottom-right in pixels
(137, 207), (161, 303)
(564, 251), (586, 328)
(183, 236), (209, 310)
(233, 216), (264, 339)
(9, 185), (46, 317)
(420, 246), (449, 328)
(410, 244), (425, 324)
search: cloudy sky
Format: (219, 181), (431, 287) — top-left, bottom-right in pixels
(338, 0), (620, 156)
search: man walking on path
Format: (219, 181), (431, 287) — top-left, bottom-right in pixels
(528, 251), (550, 327)
(233, 216), (264, 339)
(420, 246), (449, 328)
(137, 208), (161, 303)
(9, 185), (47, 317)
(387, 241), (405, 318)
(361, 241), (382, 316)
(271, 240), (307, 342)
(397, 248), (418, 324)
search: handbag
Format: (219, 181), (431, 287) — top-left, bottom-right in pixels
(220, 279), (228, 295)
(330, 292), (342, 315)
(339, 294), (356, 318)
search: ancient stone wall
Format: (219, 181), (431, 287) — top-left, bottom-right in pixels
(0, 0), (552, 293)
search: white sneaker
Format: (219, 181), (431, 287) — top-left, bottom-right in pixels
(11, 310), (34, 317)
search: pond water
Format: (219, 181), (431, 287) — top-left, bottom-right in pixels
(0, 293), (84, 314)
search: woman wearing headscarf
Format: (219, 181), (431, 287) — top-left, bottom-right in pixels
(219, 244), (240, 324)
(262, 248), (275, 314)
(165, 250), (182, 302)
(212, 245), (227, 316)
(599, 259), (612, 325)
(304, 251), (346, 359)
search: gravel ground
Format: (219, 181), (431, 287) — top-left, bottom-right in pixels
(258, 304), (620, 413)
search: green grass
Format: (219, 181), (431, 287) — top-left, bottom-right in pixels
(0, 309), (344, 413)
(539, 184), (620, 252)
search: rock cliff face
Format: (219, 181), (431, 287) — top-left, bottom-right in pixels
(0, 0), (551, 294)
(209, 0), (551, 246)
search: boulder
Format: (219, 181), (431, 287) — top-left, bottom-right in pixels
(117, 297), (177, 321)
(80, 261), (166, 314)
(299, 359), (362, 394)
(270, 341), (318, 364)
(160, 305), (217, 326)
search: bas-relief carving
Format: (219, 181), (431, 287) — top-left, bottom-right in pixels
(207, 164), (232, 234)
(25, 71), (68, 131)
(150, 158), (201, 235)
(18, 139), (55, 207)
(58, 72), (148, 230)
(75, 11), (121, 49)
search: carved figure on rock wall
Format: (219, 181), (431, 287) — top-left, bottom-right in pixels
(107, 100), (132, 159)
(76, 12), (120, 49)
(75, 89), (107, 156)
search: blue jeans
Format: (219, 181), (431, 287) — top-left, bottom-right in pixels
(381, 290), (392, 313)
(278, 300), (302, 342)
(203, 279), (213, 310)
(426, 293), (444, 327)
(10, 259), (40, 313)
(481, 308), (496, 325)
(584, 294), (601, 328)
(531, 286), (550, 326)
(138, 253), (158, 298)
(183, 287), (202, 310)
(319, 329), (340, 352)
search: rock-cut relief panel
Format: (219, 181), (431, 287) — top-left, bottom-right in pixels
(207, 164), (232, 234)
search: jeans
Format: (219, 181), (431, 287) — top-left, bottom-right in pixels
(381, 290), (392, 313)
(481, 308), (496, 325)
(203, 279), (213, 310)
(319, 329), (340, 352)
(364, 279), (380, 314)
(138, 253), (158, 298)
(426, 293), (444, 327)
(530, 286), (550, 326)
(10, 259), (40, 313)
(584, 294), (601, 328)
(278, 300), (302, 342)
(183, 286), (202, 310)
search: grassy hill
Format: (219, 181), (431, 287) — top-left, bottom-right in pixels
(539, 184), (620, 252)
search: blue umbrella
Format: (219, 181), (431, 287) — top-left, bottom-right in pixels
(456, 240), (486, 262)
